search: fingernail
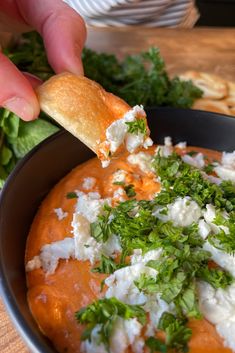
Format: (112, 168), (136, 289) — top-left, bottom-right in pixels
(3, 97), (35, 121)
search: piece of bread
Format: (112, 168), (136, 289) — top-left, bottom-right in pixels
(192, 98), (231, 116)
(37, 72), (131, 153)
(223, 96), (235, 116)
(179, 71), (228, 100)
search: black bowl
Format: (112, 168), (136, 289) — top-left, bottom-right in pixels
(1, 107), (235, 353)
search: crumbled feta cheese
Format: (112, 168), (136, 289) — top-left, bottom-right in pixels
(104, 105), (152, 156)
(198, 281), (235, 351)
(203, 241), (235, 277)
(102, 234), (122, 257)
(26, 237), (75, 275)
(144, 293), (175, 328)
(105, 263), (157, 305)
(113, 187), (125, 202)
(81, 317), (143, 353)
(153, 197), (202, 227)
(75, 191), (110, 223)
(202, 172), (221, 185)
(127, 152), (154, 174)
(81, 324), (107, 353)
(110, 317), (143, 353)
(126, 132), (146, 153)
(82, 177), (96, 190)
(72, 213), (121, 264)
(203, 204), (229, 234)
(217, 320), (235, 351)
(54, 208), (68, 220)
(112, 169), (128, 183)
(214, 165), (235, 183)
(143, 137), (153, 149)
(131, 249), (162, 265)
(72, 213), (102, 264)
(25, 255), (42, 272)
(155, 144), (173, 158)
(182, 153), (205, 169)
(198, 219), (211, 239)
(175, 141), (187, 149)
(214, 151), (235, 183)
(164, 136), (172, 147)
(221, 151), (235, 167)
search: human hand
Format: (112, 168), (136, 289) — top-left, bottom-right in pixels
(0, 0), (86, 121)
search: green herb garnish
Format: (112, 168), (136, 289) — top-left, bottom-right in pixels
(75, 297), (146, 347)
(158, 312), (192, 352)
(124, 184), (136, 198)
(91, 255), (124, 274)
(66, 192), (78, 199)
(125, 119), (147, 135)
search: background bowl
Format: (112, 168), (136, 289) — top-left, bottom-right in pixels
(1, 107), (235, 353)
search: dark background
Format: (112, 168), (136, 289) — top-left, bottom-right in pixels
(196, 0), (235, 26)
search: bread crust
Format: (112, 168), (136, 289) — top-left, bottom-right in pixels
(179, 71), (228, 100)
(37, 72), (130, 153)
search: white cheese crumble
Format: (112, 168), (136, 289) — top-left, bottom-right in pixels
(144, 293), (175, 328)
(105, 263), (157, 305)
(25, 255), (41, 272)
(81, 324), (107, 353)
(203, 241), (235, 277)
(112, 169), (128, 183)
(104, 105), (153, 156)
(182, 153), (205, 169)
(198, 219), (211, 239)
(82, 177), (96, 190)
(72, 213), (121, 264)
(130, 249), (162, 265)
(198, 281), (235, 351)
(54, 207), (68, 220)
(155, 136), (173, 157)
(127, 152), (154, 174)
(203, 204), (229, 235)
(202, 172), (221, 185)
(75, 191), (110, 223)
(214, 151), (235, 183)
(26, 237), (75, 275)
(113, 187), (126, 202)
(175, 141), (187, 149)
(153, 197), (202, 227)
(72, 213), (102, 264)
(81, 317), (143, 353)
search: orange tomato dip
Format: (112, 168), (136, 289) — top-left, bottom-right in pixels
(25, 146), (232, 353)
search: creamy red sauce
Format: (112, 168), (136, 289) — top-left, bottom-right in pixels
(25, 146), (232, 353)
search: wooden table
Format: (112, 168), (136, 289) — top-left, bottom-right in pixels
(1, 26), (235, 353)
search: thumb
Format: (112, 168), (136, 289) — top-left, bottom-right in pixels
(0, 53), (40, 120)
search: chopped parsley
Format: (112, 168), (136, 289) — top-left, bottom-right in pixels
(125, 119), (147, 135)
(146, 337), (167, 353)
(158, 312), (192, 352)
(113, 181), (125, 186)
(84, 151), (235, 352)
(66, 191), (78, 199)
(124, 184), (136, 198)
(152, 152), (235, 212)
(146, 313), (192, 353)
(75, 297), (146, 347)
(91, 255), (124, 274)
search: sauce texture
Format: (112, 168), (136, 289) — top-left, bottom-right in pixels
(25, 146), (232, 353)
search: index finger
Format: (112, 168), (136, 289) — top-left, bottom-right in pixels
(16, 0), (86, 75)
